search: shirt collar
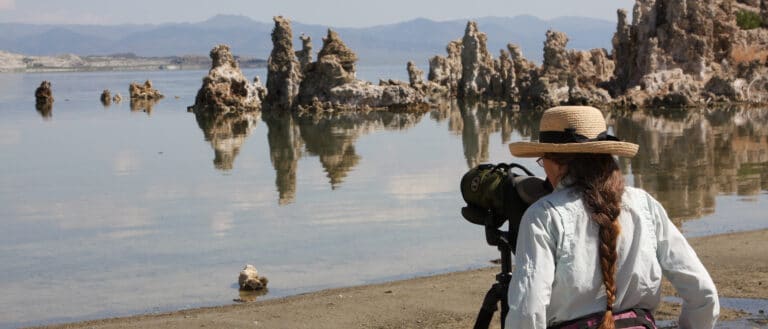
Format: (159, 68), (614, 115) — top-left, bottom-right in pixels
(555, 175), (574, 191)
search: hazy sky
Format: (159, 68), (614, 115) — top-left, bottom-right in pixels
(0, 0), (635, 26)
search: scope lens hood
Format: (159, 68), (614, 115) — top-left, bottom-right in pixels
(461, 206), (489, 226)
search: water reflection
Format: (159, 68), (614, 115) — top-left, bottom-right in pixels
(193, 101), (768, 219)
(192, 99), (543, 206)
(234, 289), (269, 303)
(35, 102), (52, 119)
(613, 107), (768, 223)
(445, 100), (540, 168)
(262, 110), (426, 204)
(130, 98), (159, 115)
(194, 109), (260, 171)
(263, 113), (302, 205)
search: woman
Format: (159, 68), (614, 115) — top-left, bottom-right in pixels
(505, 106), (719, 329)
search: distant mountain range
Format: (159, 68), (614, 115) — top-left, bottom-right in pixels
(0, 15), (617, 66)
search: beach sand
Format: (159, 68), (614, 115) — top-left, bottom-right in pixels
(33, 229), (768, 329)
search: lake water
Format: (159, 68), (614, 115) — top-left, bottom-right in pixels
(1, 68), (767, 328)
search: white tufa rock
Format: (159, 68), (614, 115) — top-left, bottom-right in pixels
(238, 264), (269, 291)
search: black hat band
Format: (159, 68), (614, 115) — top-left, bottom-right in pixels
(539, 128), (620, 144)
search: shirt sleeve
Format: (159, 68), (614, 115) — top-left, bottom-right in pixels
(652, 198), (720, 329)
(505, 202), (557, 329)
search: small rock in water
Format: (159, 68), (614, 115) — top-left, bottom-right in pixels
(34, 81), (54, 118)
(101, 89), (112, 106)
(238, 264), (269, 290)
(35, 81), (54, 106)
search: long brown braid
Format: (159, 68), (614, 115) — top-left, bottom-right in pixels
(548, 153), (624, 329)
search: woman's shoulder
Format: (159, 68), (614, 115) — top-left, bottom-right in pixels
(527, 186), (583, 217)
(621, 186), (669, 224)
(623, 185), (647, 200)
(536, 185), (580, 205)
(623, 186), (662, 207)
(526, 186), (664, 220)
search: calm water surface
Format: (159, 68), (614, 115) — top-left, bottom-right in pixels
(1, 68), (767, 328)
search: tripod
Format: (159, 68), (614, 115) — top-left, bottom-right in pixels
(459, 162), (551, 329)
(473, 217), (514, 329)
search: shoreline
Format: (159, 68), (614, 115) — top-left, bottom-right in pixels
(27, 229), (768, 329)
(0, 51), (266, 74)
(0, 64), (266, 74)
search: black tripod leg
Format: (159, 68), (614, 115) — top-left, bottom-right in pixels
(500, 293), (509, 329)
(473, 283), (502, 329)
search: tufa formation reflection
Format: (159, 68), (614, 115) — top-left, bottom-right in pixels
(614, 106), (768, 223)
(199, 102), (768, 223)
(262, 110), (426, 204)
(194, 107), (259, 171)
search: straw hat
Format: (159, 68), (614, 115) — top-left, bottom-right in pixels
(508, 106), (638, 158)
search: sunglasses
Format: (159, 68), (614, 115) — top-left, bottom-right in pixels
(536, 157), (545, 167)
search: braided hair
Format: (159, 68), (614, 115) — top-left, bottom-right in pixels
(547, 153), (624, 329)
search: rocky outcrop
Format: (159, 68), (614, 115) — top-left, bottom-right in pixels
(295, 28), (426, 111)
(295, 34), (313, 71)
(128, 80), (162, 115)
(417, 0), (768, 108)
(330, 80), (422, 109)
(507, 44), (536, 102)
(493, 49), (517, 103)
(627, 0), (735, 83)
(508, 44), (536, 80)
(541, 30), (570, 78)
(113, 93), (123, 103)
(253, 77), (268, 100)
(458, 22), (496, 98)
(407, 61), (449, 96)
(238, 265), (268, 291)
(129, 80), (163, 100)
(297, 29), (358, 104)
(609, 0), (768, 107)
(425, 22), (615, 107)
(428, 40), (463, 95)
(569, 49), (615, 86)
(262, 17), (428, 112)
(612, 9), (634, 92)
(265, 16), (303, 110)
(525, 30), (615, 107)
(317, 29), (358, 74)
(565, 49), (615, 105)
(189, 44), (264, 114)
(522, 30), (572, 107)
(35, 81), (53, 118)
(407, 61), (425, 87)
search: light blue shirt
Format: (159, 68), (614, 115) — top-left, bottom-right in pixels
(505, 184), (719, 329)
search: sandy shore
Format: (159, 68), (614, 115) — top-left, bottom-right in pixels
(32, 229), (768, 329)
